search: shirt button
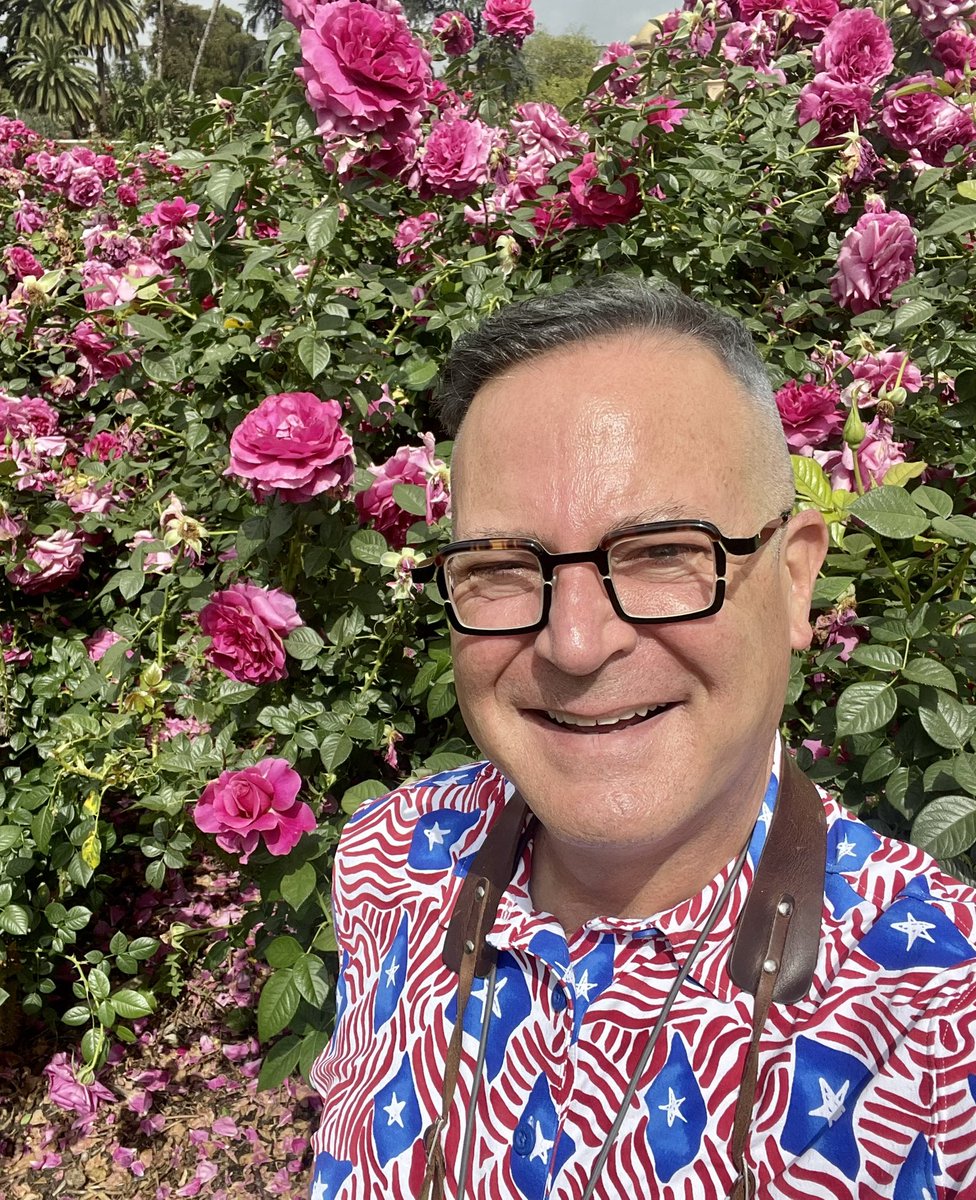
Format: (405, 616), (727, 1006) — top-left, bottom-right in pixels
(513, 1125), (531, 1155)
(552, 987), (567, 1012)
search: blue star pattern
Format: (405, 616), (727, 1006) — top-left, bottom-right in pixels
(446, 950), (533, 1081)
(827, 819), (882, 873)
(782, 1036), (870, 1179)
(309, 1151), (352, 1200)
(858, 878), (976, 971)
(825, 870), (868, 918)
(569, 936), (614, 1041)
(527, 929), (570, 977)
(893, 1132), (939, 1200)
(372, 1052), (422, 1167)
(373, 911), (409, 1031)
(644, 1033), (708, 1183)
(407, 809), (482, 872)
(511, 1073), (575, 1199)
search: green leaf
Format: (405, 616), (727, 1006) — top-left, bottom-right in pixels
(392, 483), (429, 517)
(958, 180), (976, 200)
(427, 680), (457, 720)
(292, 953), (330, 1006)
(919, 692), (976, 749)
(0, 905), (31, 936)
(403, 357), (438, 391)
(306, 207), (340, 253)
(925, 203), (976, 238)
(912, 485), (953, 518)
(341, 779), (387, 815)
(206, 166), (245, 210)
(125, 314), (169, 342)
(320, 731), (353, 772)
(280, 861), (318, 911)
(791, 455), (832, 508)
(31, 805), (54, 854)
(912, 794), (976, 858)
(0, 827), (21, 853)
(266, 935), (304, 969)
(89, 968), (111, 1001)
(901, 658), (957, 692)
(298, 1029), (331, 1079)
(257, 1034), (303, 1091)
(61, 1004), (90, 1026)
(110, 988), (156, 1019)
(849, 644), (902, 672)
(929, 514), (976, 545)
(257, 969), (301, 1041)
(952, 755), (976, 796)
(298, 334), (331, 380)
(350, 529), (389, 565)
(881, 461), (926, 488)
(849, 488), (928, 539)
(285, 625), (325, 661)
(891, 298), (935, 332)
(861, 745), (900, 784)
(328, 608), (365, 649)
(836, 682), (897, 736)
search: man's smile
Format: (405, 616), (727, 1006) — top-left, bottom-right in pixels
(529, 702), (679, 732)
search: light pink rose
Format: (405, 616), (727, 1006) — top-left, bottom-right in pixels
(432, 10), (475, 54)
(812, 8), (894, 84)
(355, 432), (450, 548)
(933, 26), (976, 82)
(393, 211), (439, 265)
(721, 17), (786, 81)
(296, 0), (431, 137)
(818, 416), (907, 489)
(65, 166), (103, 208)
(644, 96), (689, 133)
(830, 209), (916, 314)
(848, 350), (923, 398)
(593, 42), (643, 103)
(568, 154), (642, 228)
(775, 379), (845, 450)
(511, 102), (584, 163)
(194, 758), (315, 863)
(226, 392), (355, 503)
(44, 1053), (115, 1130)
(198, 582), (303, 685)
(880, 73), (976, 166)
(483, 0), (535, 44)
(906, 0), (975, 38)
(7, 529), (86, 594)
(419, 114), (501, 198)
(85, 628), (125, 662)
(797, 74), (874, 146)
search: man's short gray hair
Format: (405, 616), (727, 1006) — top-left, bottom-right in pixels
(436, 275), (795, 512)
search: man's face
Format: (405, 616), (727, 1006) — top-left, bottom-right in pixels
(449, 334), (826, 875)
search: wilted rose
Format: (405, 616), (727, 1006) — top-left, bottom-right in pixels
(198, 582), (303, 685)
(880, 73), (976, 166)
(830, 208), (916, 314)
(44, 1053), (115, 1130)
(431, 10), (475, 54)
(483, 0), (535, 44)
(812, 8), (895, 84)
(567, 153), (642, 228)
(194, 758), (315, 863)
(356, 432), (450, 548)
(7, 529), (86, 594)
(419, 114), (501, 198)
(796, 74), (874, 146)
(775, 379), (845, 451)
(226, 392), (355, 503)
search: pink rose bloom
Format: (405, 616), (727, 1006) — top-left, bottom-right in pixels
(419, 114), (500, 198)
(906, 0), (975, 38)
(594, 42), (643, 103)
(226, 392), (355, 503)
(198, 582), (303, 685)
(149, 196), (200, 226)
(85, 628), (125, 662)
(567, 154), (642, 228)
(128, 530), (176, 574)
(116, 182), (140, 207)
(393, 211), (439, 264)
(432, 10), (475, 54)
(283, 0), (318, 25)
(13, 199), (46, 234)
(721, 17), (786, 81)
(815, 605), (864, 661)
(819, 416), (907, 489)
(848, 349), (923, 398)
(65, 165), (103, 208)
(775, 379), (845, 450)
(789, 0), (839, 39)
(830, 209), (917, 314)
(7, 529), (86, 594)
(880, 73), (976, 166)
(812, 8), (895, 84)
(644, 96), (690, 132)
(355, 432), (450, 548)
(0, 393), (59, 440)
(5, 245), (43, 280)
(511, 102), (584, 162)
(194, 758), (315, 863)
(44, 1053), (115, 1129)
(934, 26), (976, 81)
(296, 0), (431, 137)
(797, 74), (874, 146)
(483, 0), (535, 44)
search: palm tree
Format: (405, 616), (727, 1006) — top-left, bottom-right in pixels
(67, 0), (141, 119)
(189, 0), (220, 95)
(242, 0), (282, 36)
(9, 29), (97, 131)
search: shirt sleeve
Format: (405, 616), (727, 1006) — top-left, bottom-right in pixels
(933, 969), (976, 1196)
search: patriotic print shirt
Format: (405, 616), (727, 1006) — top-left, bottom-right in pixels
(309, 752), (976, 1200)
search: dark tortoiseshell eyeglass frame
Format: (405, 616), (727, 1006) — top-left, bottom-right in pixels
(411, 512), (792, 636)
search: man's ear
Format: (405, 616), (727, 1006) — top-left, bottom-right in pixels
(782, 508), (830, 650)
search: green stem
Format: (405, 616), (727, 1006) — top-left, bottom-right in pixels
(871, 536), (912, 608)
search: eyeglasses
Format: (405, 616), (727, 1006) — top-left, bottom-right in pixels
(412, 513), (790, 635)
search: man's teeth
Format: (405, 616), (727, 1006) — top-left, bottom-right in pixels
(544, 705), (664, 728)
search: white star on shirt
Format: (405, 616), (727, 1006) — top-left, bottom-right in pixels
(658, 1087), (688, 1128)
(808, 1076), (849, 1127)
(383, 1091), (406, 1128)
(574, 969), (598, 1001)
(891, 911), (937, 951)
(472, 975), (506, 1020)
(311, 1179), (329, 1200)
(385, 956), (400, 987)
(835, 836), (858, 861)
(528, 1117), (555, 1164)
(758, 802), (774, 827)
(424, 821), (447, 851)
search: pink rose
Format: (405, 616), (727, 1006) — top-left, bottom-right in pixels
(432, 10), (475, 54)
(85, 628), (125, 662)
(483, 0), (535, 44)
(149, 196), (199, 227)
(44, 1053), (115, 1129)
(721, 17), (785, 81)
(13, 199), (45, 234)
(815, 605), (865, 661)
(393, 211), (439, 265)
(567, 153), (642, 228)
(812, 8), (894, 84)
(644, 96), (690, 133)
(880, 73), (976, 166)
(796, 74), (874, 146)
(848, 349), (923, 398)
(4, 245), (43, 280)
(593, 43), (643, 103)
(830, 209), (917, 314)
(65, 166), (103, 208)
(511, 102), (584, 163)
(0, 393), (59, 440)
(226, 392), (355, 503)
(933, 26), (976, 82)
(789, 0), (839, 39)
(355, 432), (450, 548)
(283, 0), (318, 25)
(818, 416), (907, 489)
(775, 379), (845, 450)
(419, 114), (501, 198)
(198, 582), (302, 685)
(194, 758), (315, 863)
(7, 530), (85, 594)
(296, 0), (431, 137)
(906, 0), (975, 38)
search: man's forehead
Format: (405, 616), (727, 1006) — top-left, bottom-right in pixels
(457, 502), (715, 541)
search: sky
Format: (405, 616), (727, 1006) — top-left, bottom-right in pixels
(531, 0), (670, 44)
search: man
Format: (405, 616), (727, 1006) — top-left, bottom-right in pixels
(309, 279), (976, 1198)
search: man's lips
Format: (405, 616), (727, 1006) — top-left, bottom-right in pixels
(526, 702), (679, 733)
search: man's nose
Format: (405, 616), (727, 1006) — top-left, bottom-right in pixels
(533, 562), (638, 675)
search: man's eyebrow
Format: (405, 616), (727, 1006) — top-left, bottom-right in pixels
(459, 505), (705, 542)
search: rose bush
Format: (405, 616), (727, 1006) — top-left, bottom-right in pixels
(0, 0), (975, 1144)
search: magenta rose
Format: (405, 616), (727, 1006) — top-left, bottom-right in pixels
(483, 0), (535, 44)
(796, 74), (874, 146)
(355, 432), (450, 548)
(593, 42), (643, 103)
(830, 209), (917, 314)
(644, 96), (689, 133)
(906, 0), (975, 38)
(790, 0), (839, 39)
(44, 1053), (115, 1126)
(393, 211), (439, 265)
(567, 154), (642, 228)
(812, 8), (895, 84)
(7, 530), (86, 594)
(5, 245), (43, 280)
(198, 582), (303, 684)
(775, 379), (845, 451)
(431, 10), (475, 54)
(511, 102), (584, 163)
(296, 0), (431, 137)
(419, 114), (501, 198)
(848, 349), (923, 398)
(85, 628), (125, 662)
(934, 26), (976, 82)
(880, 73), (976, 166)
(226, 392), (355, 503)
(65, 166), (103, 208)
(194, 758), (315, 863)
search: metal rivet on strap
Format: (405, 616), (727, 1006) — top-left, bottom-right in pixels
(762, 957), (778, 973)
(777, 899), (793, 916)
(464, 939), (476, 954)
(475, 885), (486, 900)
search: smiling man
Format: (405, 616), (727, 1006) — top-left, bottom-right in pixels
(309, 278), (976, 1200)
